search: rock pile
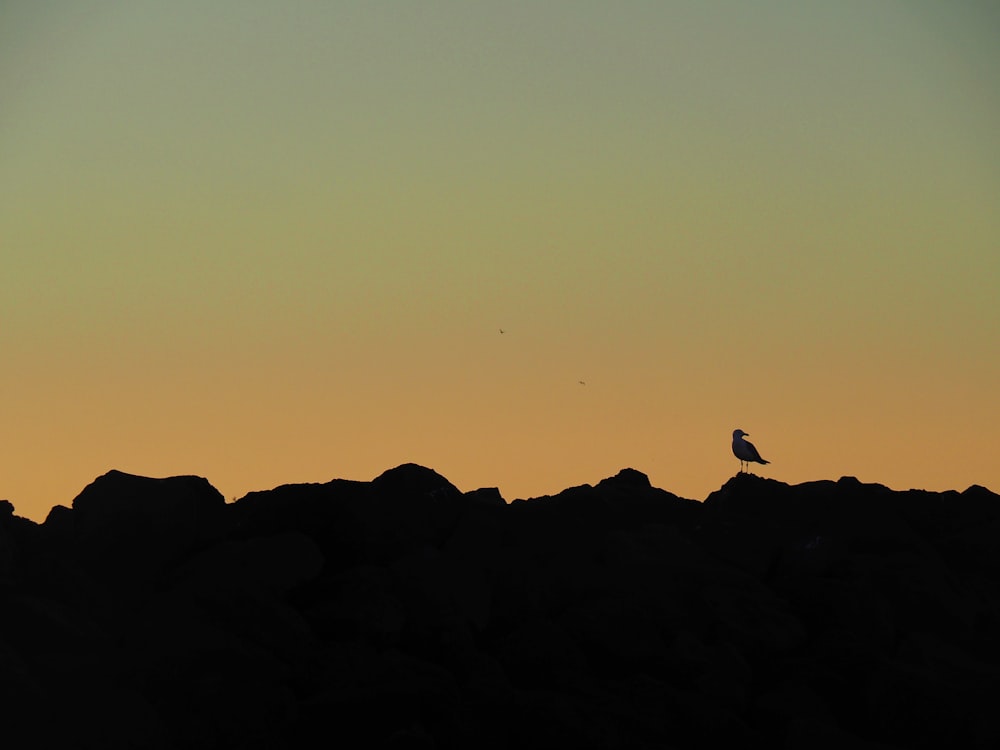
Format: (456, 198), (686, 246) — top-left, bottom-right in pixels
(1, 465), (998, 748)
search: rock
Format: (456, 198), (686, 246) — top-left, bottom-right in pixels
(463, 487), (507, 506)
(1, 464), (997, 749)
(57, 470), (227, 585)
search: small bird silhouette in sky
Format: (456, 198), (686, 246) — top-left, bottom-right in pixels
(732, 429), (769, 473)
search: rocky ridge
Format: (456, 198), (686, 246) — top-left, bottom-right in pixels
(1, 465), (998, 748)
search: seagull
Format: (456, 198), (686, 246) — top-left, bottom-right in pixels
(732, 429), (769, 473)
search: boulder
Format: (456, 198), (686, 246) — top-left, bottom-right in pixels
(58, 470), (226, 584)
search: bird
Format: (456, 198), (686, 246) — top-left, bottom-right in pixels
(732, 429), (769, 473)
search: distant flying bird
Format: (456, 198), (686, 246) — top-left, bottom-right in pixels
(499, 328), (505, 334)
(578, 380), (586, 385)
(732, 429), (769, 473)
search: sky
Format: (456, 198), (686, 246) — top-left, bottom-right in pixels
(1, 1), (998, 521)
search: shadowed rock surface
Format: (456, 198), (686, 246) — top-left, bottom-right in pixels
(2, 464), (999, 748)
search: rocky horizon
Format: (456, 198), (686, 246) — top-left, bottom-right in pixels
(1, 464), (999, 748)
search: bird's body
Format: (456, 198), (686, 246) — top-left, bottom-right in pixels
(732, 429), (769, 473)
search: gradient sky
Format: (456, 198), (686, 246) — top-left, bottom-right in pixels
(2, 2), (998, 521)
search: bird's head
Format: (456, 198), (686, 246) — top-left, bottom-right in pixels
(733, 429), (748, 438)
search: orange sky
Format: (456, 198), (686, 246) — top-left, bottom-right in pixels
(1, 2), (998, 521)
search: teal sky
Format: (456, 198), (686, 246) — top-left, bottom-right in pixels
(1, 2), (999, 520)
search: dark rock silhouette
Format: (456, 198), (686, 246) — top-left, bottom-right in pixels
(1, 466), (999, 748)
